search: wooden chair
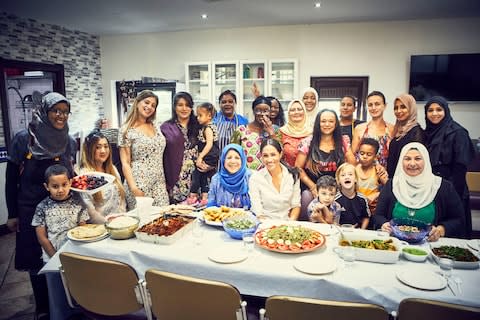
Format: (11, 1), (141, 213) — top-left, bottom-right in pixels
(259, 295), (389, 320)
(397, 298), (480, 320)
(59, 252), (151, 320)
(144, 269), (247, 320)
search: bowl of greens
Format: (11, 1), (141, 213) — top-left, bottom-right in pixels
(222, 215), (259, 240)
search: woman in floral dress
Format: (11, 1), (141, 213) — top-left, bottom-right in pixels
(231, 96), (279, 170)
(161, 92), (202, 203)
(119, 90), (169, 209)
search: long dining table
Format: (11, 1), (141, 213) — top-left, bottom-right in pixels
(41, 217), (480, 319)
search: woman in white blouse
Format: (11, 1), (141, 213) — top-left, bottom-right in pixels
(249, 139), (301, 220)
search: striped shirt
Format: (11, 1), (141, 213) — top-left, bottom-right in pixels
(213, 112), (249, 154)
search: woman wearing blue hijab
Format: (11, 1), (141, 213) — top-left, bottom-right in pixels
(207, 144), (251, 208)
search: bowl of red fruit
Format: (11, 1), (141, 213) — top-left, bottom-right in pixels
(71, 172), (115, 194)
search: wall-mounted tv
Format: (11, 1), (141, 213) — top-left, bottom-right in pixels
(408, 53), (480, 102)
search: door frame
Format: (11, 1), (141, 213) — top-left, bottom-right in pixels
(310, 76), (369, 120)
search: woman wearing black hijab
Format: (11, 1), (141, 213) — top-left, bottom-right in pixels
(5, 92), (77, 319)
(424, 96), (475, 238)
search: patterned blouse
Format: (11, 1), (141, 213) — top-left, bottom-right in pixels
(231, 125), (279, 171)
(31, 194), (89, 262)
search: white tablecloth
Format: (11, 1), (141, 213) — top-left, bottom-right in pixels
(41, 219), (480, 315)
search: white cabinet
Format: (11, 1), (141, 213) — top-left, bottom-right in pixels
(185, 62), (211, 104)
(185, 59), (298, 120)
(268, 59), (298, 112)
(212, 61), (239, 105)
(239, 60), (266, 120)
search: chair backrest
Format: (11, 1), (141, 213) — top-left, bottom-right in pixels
(59, 252), (144, 316)
(467, 171), (480, 193)
(398, 298), (480, 320)
(145, 269), (245, 320)
(263, 295), (389, 320)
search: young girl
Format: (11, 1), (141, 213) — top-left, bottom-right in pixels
(78, 130), (126, 222)
(307, 175), (342, 224)
(355, 138), (388, 215)
(188, 102), (220, 205)
(335, 163), (370, 229)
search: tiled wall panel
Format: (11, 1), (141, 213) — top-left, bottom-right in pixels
(0, 12), (103, 143)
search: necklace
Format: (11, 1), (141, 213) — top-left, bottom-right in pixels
(407, 208), (416, 217)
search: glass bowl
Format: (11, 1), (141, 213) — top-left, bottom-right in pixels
(105, 215), (140, 240)
(390, 218), (431, 243)
(222, 215), (259, 240)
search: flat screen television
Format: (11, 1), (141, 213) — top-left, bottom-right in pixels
(408, 53), (480, 102)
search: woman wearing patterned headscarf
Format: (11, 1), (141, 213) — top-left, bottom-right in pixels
(424, 96), (475, 238)
(207, 144), (251, 208)
(279, 99), (312, 167)
(5, 92), (77, 319)
(386, 93), (424, 177)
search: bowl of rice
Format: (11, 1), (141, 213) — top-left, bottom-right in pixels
(105, 215), (140, 239)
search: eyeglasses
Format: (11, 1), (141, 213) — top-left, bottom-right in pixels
(50, 109), (71, 117)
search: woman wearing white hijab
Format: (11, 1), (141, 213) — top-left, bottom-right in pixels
(374, 142), (465, 241)
(302, 87), (319, 129)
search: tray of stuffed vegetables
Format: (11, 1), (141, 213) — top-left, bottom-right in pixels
(337, 231), (402, 264)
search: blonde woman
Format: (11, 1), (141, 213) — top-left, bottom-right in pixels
(279, 99), (312, 167)
(119, 90), (169, 209)
(78, 130), (126, 222)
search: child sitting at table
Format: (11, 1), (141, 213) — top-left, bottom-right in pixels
(335, 163), (370, 229)
(307, 175), (342, 224)
(355, 138), (388, 215)
(32, 164), (89, 262)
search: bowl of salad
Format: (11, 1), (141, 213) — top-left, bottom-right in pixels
(222, 215), (259, 240)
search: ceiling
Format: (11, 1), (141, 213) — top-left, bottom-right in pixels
(1, 0), (480, 36)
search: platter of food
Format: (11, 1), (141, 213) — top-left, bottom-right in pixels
(67, 224), (109, 242)
(429, 245), (479, 269)
(337, 232), (402, 264)
(71, 172), (115, 195)
(135, 216), (195, 244)
(202, 206), (252, 226)
(154, 204), (197, 216)
(255, 225), (326, 254)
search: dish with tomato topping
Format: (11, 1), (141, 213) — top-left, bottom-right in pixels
(255, 225), (326, 253)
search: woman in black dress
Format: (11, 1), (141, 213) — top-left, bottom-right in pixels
(5, 92), (77, 319)
(424, 96), (475, 238)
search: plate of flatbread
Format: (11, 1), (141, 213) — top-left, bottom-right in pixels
(67, 224), (109, 242)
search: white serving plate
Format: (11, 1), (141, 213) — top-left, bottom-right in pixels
(396, 269), (447, 291)
(429, 245), (480, 269)
(71, 172), (115, 195)
(135, 216), (195, 245)
(337, 232), (402, 264)
(294, 254), (337, 275)
(208, 246), (248, 264)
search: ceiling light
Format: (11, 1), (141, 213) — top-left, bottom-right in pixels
(314, 2), (321, 8)
(201, 14), (208, 19)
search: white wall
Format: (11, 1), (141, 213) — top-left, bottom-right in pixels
(100, 17), (480, 137)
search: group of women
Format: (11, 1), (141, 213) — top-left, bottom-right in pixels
(4, 87), (476, 318)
